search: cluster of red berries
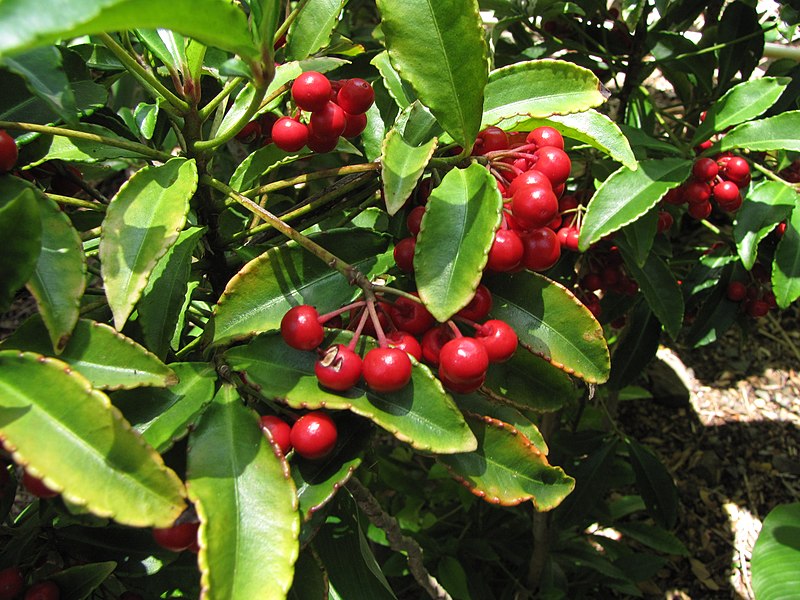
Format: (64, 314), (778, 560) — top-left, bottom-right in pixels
(576, 245), (639, 319)
(258, 411), (338, 461)
(0, 130), (18, 173)
(663, 154), (751, 219)
(725, 266), (778, 319)
(267, 72), (374, 154)
(0, 567), (59, 600)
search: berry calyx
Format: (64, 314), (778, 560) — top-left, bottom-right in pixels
(271, 117), (308, 152)
(259, 415), (292, 455)
(152, 521), (199, 553)
(0, 131), (18, 173)
(291, 71), (332, 112)
(280, 305), (324, 351)
(363, 347), (413, 392)
(24, 581), (60, 600)
(438, 337), (489, 385)
(314, 344), (363, 391)
(336, 78), (375, 115)
(290, 412), (338, 460)
(475, 320), (518, 363)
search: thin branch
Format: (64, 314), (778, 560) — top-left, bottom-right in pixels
(46, 193), (106, 212)
(242, 162), (381, 197)
(198, 77), (243, 123)
(193, 83), (268, 152)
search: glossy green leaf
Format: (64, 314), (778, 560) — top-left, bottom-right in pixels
(50, 562), (117, 600)
(454, 394), (548, 453)
(1, 316), (178, 390)
(0, 186), (40, 312)
(224, 333), (477, 454)
(135, 29), (187, 73)
(380, 125), (437, 216)
(248, 0), (281, 51)
(288, 550), (328, 600)
(483, 60), (606, 129)
(615, 523), (689, 556)
(484, 272), (610, 384)
(608, 303), (661, 390)
(555, 438), (618, 527)
(415, 164), (502, 321)
(100, 157), (195, 329)
(112, 362), (216, 453)
(734, 181), (796, 270)
(133, 102), (159, 140)
(0, 350), (186, 527)
(376, 0), (487, 149)
(509, 109), (636, 169)
(1, 46), (77, 123)
(26, 192), (86, 353)
(579, 159), (692, 251)
(371, 50), (414, 110)
(230, 145), (311, 192)
(691, 77), (790, 145)
(621, 210), (658, 268)
(210, 229), (392, 346)
(626, 437), (678, 529)
(0, 0), (257, 60)
(138, 227), (205, 359)
(720, 111), (800, 153)
(686, 284), (739, 348)
(751, 502), (800, 600)
(482, 348), (577, 413)
(188, 385), (299, 600)
(773, 201), (800, 309)
(28, 125), (146, 164)
(285, 0), (345, 60)
(438, 414), (574, 509)
(394, 100), (442, 146)
(619, 243), (683, 340)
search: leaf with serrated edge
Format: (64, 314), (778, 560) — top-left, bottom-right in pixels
(734, 181), (796, 270)
(376, 0), (487, 149)
(28, 124), (157, 165)
(0, 186), (40, 311)
(1, 316), (177, 390)
(100, 157), (195, 329)
(438, 414), (574, 509)
(415, 164), (502, 322)
(285, 0), (346, 61)
(210, 229), (392, 346)
(229, 145), (311, 192)
(580, 158), (692, 251)
(773, 202), (800, 309)
(485, 272), (610, 384)
(381, 126), (437, 216)
(454, 393), (548, 454)
(371, 50), (414, 109)
(224, 332), (477, 454)
(720, 110), (800, 153)
(187, 385), (299, 600)
(0, 350), (186, 527)
(482, 60), (606, 128)
(26, 191), (86, 353)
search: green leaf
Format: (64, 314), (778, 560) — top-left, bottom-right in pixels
(1, 46), (77, 123)
(686, 283), (740, 348)
(608, 302), (661, 390)
(26, 191), (86, 353)
(285, 0), (346, 61)
(288, 550), (328, 600)
(579, 159), (692, 251)
(621, 210), (658, 268)
(626, 437), (678, 529)
(100, 157), (196, 329)
(485, 272), (610, 384)
(0, 186), (41, 312)
(50, 562), (117, 600)
(618, 243), (683, 340)
(1, 316), (178, 390)
(509, 109), (637, 170)
(0, 350), (186, 527)
(224, 333), (477, 454)
(380, 125), (437, 216)
(112, 362), (216, 453)
(139, 227), (205, 359)
(773, 201), (800, 309)
(453, 393), (548, 453)
(720, 111), (800, 153)
(28, 124), (148, 164)
(752, 502), (800, 600)
(230, 145), (311, 192)
(734, 181), (796, 270)
(248, 0), (281, 52)
(438, 414), (574, 509)
(187, 385), (299, 600)
(371, 50), (415, 110)
(377, 0), (487, 149)
(615, 523), (689, 557)
(415, 164), (502, 321)
(210, 229), (393, 346)
(133, 102), (159, 140)
(135, 29), (187, 73)
(691, 77), (790, 145)
(0, 0), (257, 60)
(555, 438), (619, 527)
(483, 60), (607, 129)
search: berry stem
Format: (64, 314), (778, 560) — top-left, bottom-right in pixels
(699, 219), (721, 235)
(366, 296), (388, 347)
(347, 308), (370, 351)
(751, 161), (800, 189)
(446, 320), (462, 338)
(318, 300), (367, 324)
(197, 77), (244, 122)
(372, 285), (425, 303)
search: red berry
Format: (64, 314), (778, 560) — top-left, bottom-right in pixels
(363, 347), (413, 392)
(386, 331), (423, 361)
(746, 299), (769, 318)
(23, 472), (58, 498)
(438, 337), (489, 385)
(341, 111), (368, 138)
(683, 180), (711, 204)
(153, 521), (199, 552)
(531, 146), (571, 185)
(687, 201), (712, 220)
(657, 211), (673, 232)
(581, 273), (603, 292)
(663, 187), (685, 205)
(473, 126), (508, 155)
(306, 131), (339, 153)
(475, 320), (518, 363)
(511, 184), (559, 229)
(291, 71), (332, 112)
(271, 117), (308, 152)
(336, 78), (375, 115)
(0, 567), (23, 600)
(582, 293), (602, 318)
(439, 371), (485, 394)
(406, 205), (426, 237)
(235, 120), (261, 143)
(721, 155), (750, 183)
(290, 412), (338, 459)
(712, 180), (741, 210)
(393, 237), (416, 273)
(457, 284), (492, 322)
(280, 305), (324, 351)
(259, 415), (292, 455)
(0, 131), (18, 173)
(557, 226), (580, 251)
(726, 281), (747, 302)
(309, 102), (346, 139)
(487, 228), (524, 272)
(692, 157), (718, 181)
(24, 581), (59, 600)
(507, 168), (552, 198)
(600, 265), (621, 288)
(521, 228), (561, 271)
(387, 295), (434, 336)
(526, 126), (564, 150)
(314, 344), (363, 391)
(421, 325), (453, 366)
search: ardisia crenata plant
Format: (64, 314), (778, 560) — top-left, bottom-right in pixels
(0, 0), (798, 598)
